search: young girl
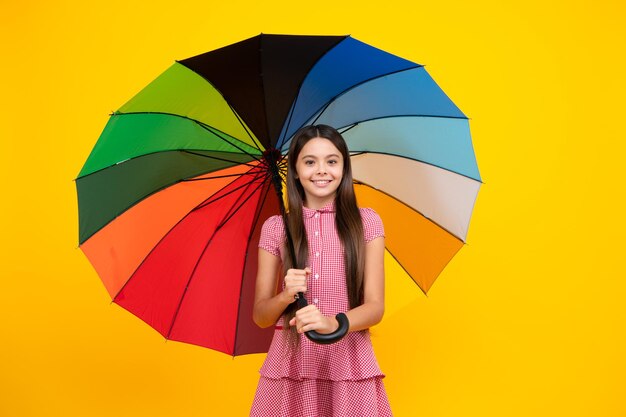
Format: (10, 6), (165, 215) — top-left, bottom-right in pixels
(250, 125), (392, 416)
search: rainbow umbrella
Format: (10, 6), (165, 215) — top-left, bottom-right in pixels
(76, 34), (481, 356)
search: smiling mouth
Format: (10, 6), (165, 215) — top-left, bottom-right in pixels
(312, 180), (331, 186)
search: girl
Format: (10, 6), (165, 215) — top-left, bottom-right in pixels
(250, 124), (392, 416)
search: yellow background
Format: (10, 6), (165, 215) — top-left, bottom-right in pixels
(1, 0), (625, 416)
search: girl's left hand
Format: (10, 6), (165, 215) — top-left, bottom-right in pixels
(289, 305), (339, 334)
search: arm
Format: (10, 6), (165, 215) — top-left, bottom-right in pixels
(252, 248), (309, 328)
(291, 236), (385, 334)
(344, 235), (385, 331)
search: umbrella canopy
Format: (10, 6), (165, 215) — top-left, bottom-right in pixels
(76, 34), (481, 356)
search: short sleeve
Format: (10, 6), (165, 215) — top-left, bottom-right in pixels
(258, 215), (285, 257)
(360, 208), (385, 242)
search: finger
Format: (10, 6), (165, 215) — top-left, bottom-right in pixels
(289, 276), (307, 284)
(288, 283), (307, 291)
(291, 316), (304, 332)
(287, 278), (307, 291)
(285, 277), (306, 287)
(299, 321), (322, 333)
(285, 279), (305, 287)
(299, 312), (321, 325)
(285, 275), (307, 285)
(288, 268), (309, 276)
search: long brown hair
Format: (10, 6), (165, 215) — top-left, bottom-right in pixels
(283, 125), (365, 322)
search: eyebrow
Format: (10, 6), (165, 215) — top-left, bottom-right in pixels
(300, 154), (341, 159)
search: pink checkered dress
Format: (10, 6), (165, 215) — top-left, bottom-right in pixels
(250, 201), (392, 416)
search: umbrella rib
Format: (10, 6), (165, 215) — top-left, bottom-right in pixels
(339, 123), (358, 136)
(328, 114), (471, 143)
(279, 65), (422, 149)
(165, 170), (269, 341)
(192, 169), (270, 211)
(353, 180), (466, 243)
(279, 101), (298, 150)
(111, 165), (264, 303)
(225, 101), (265, 153)
(112, 111), (263, 157)
(311, 66), (464, 127)
(182, 171), (261, 182)
(351, 150), (482, 183)
(77, 148), (259, 181)
(258, 35), (272, 147)
(277, 36), (348, 149)
(232, 180), (274, 356)
(212, 171), (269, 235)
(279, 113), (470, 153)
(278, 100), (298, 151)
(162, 58), (266, 153)
(308, 99), (334, 129)
(341, 114), (469, 124)
(180, 149), (260, 169)
(194, 121), (262, 162)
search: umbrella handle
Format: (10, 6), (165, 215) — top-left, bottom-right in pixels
(295, 292), (350, 344)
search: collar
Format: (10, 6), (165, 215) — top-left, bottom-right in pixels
(302, 200), (336, 218)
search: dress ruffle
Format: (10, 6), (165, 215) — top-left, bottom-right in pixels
(260, 328), (385, 381)
(251, 376), (392, 417)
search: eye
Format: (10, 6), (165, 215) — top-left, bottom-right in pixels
(328, 159), (337, 165)
(304, 160), (315, 166)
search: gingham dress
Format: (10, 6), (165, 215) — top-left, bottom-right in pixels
(250, 201), (392, 417)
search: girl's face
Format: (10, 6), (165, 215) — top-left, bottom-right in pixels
(295, 137), (344, 209)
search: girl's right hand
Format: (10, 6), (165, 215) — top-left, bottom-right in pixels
(282, 267), (310, 304)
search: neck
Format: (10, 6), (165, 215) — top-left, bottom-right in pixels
(303, 196), (335, 210)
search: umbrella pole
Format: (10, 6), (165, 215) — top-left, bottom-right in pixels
(263, 148), (349, 344)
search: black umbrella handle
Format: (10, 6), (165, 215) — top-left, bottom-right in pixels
(295, 292), (349, 344)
